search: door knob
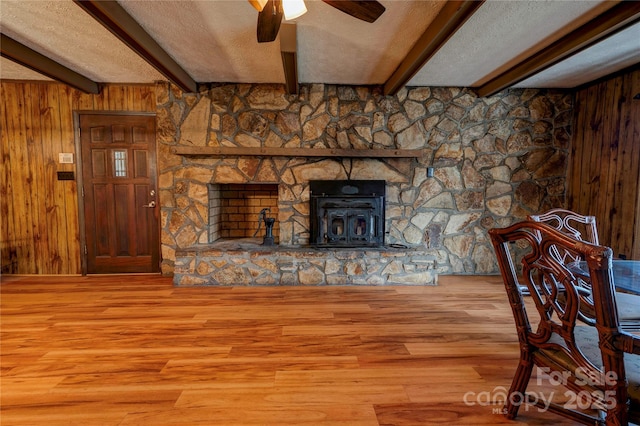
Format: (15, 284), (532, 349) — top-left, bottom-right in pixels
(143, 201), (156, 208)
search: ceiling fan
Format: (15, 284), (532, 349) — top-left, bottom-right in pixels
(250, 0), (386, 43)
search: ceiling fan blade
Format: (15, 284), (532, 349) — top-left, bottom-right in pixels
(321, 0), (385, 23)
(257, 0), (284, 43)
(249, 0), (268, 12)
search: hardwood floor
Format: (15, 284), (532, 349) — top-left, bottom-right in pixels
(1, 275), (583, 425)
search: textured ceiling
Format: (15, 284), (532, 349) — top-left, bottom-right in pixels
(1, 0), (639, 91)
(408, 0), (629, 87)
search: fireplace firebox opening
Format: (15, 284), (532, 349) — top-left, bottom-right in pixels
(208, 183), (279, 243)
(310, 180), (385, 248)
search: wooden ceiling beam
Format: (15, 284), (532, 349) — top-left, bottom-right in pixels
(476, 1), (640, 97)
(280, 23), (298, 95)
(1, 33), (100, 94)
(383, 0), (484, 96)
(73, 0), (197, 93)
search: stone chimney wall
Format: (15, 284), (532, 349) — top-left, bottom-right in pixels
(156, 83), (572, 275)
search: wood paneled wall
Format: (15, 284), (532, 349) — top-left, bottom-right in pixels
(0, 82), (156, 274)
(2, 74), (638, 273)
(569, 68), (640, 260)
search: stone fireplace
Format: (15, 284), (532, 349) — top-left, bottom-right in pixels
(159, 83), (573, 283)
(176, 175), (439, 286)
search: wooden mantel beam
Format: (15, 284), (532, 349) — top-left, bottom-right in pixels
(476, 1), (640, 97)
(73, 0), (198, 93)
(383, 0), (484, 96)
(171, 146), (424, 159)
(0, 33), (100, 94)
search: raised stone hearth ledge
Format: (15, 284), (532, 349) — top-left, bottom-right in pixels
(174, 238), (437, 286)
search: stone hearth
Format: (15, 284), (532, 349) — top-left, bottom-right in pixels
(174, 239), (437, 286)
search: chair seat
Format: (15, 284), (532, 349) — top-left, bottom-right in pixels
(545, 326), (640, 423)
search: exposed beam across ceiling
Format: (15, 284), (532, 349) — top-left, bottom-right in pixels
(383, 0), (484, 96)
(476, 1), (640, 97)
(0, 33), (100, 94)
(280, 23), (298, 95)
(73, 0), (198, 93)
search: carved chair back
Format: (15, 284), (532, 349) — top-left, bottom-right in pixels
(489, 220), (639, 425)
(529, 209), (640, 328)
(529, 208), (600, 265)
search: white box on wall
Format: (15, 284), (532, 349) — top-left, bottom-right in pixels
(58, 153), (74, 164)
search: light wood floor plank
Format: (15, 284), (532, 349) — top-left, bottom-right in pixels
(1, 274), (583, 425)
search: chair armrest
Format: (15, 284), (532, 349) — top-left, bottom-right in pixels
(615, 332), (640, 355)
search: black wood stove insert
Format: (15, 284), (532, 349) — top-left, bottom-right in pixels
(310, 180), (385, 247)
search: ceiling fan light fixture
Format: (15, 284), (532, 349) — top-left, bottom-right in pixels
(282, 0), (307, 20)
(249, 0), (268, 12)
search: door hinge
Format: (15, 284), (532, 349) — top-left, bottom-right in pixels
(81, 187), (84, 197)
(84, 245), (87, 255)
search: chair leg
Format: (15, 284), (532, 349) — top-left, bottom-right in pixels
(505, 358), (534, 419)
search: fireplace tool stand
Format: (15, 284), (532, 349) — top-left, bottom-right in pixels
(253, 208), (275, 246)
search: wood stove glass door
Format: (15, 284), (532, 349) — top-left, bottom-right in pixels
(348, 210), (373, 244)
(325, 209), (375, 246)
(326, 211), (347, 244)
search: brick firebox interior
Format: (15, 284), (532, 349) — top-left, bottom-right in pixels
(209, 183), (280, 243)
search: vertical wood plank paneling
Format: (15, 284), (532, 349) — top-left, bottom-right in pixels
(9, 84), (37, 273)
(124, 86), (135, 110)
(0, 82), (156, 274)
(93, 87), (109, 111)
(107, 85), (125, 110)
(0, 82), (19, 273)
(610, 76), (626, 254)
(75, 90), (96, 111)
(573, 85), (600, 214)
(632, 71), (640, 259)
(600, 77), (621, 248)
(586, 83), (604, 223)
(131, 86), (143, 111)
(569, 68), (640, 260)
(567, 88), (584, 210)
(24, 84), (47, 273)
(142, 86), (155, 111)
(620, 71), (640, 258)
(0, 84), (14, 272)
(40, 84), (65, 273)
(58, 85), (82, 274)
(607, 73), (637, 259)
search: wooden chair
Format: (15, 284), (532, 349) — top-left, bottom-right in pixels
(489, 220), (640, 425)
(529, 208), (640, 329)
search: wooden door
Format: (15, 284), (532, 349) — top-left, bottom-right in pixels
(79, 113), (160, 273)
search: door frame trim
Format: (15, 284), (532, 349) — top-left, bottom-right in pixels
(73, 111), (158, 275)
